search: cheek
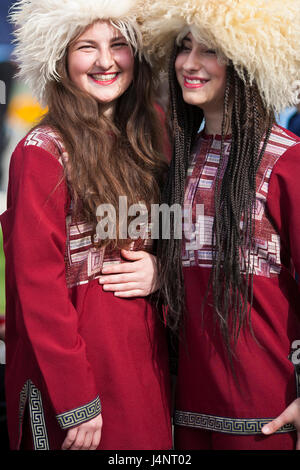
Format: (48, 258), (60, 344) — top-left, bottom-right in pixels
(209, 61), (226, 82)
(175, 55), (186, 87)
(175, 54), (184, 76)
(67, 52), (93, 83)
(216, 68), (227, 96)
(115, 50), (134, 79)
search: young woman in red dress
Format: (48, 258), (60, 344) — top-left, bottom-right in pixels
(1, 0), (172, 450)
(142, 0), (300, 450)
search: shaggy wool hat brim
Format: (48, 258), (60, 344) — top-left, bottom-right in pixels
(10, 0), (144, 106)
(141, 0), (300, 113)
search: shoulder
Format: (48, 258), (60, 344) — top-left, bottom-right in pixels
(260, 124), (300, 173)
(269, 124), (300, 165)
(9, 126), (68, 188)
(266, 126), (300, 201)
(266, 124), (300, 155)
(20, 125), (66, 166)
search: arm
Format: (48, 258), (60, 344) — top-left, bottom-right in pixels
(261, 142), (300, 447)
(2, 142), (102, 448)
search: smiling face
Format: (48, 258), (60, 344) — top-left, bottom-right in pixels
(175, 32), (227, 115)
(67, 20), (135, 116)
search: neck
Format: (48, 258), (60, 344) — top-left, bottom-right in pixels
(202, 101), (232, 136)
(203, 109), (225, 135)
(101, 102), (115, 118)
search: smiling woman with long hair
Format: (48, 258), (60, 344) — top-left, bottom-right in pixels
(0, 0), (172, 451)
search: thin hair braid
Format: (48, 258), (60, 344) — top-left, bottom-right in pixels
(156, 45), (203, 330)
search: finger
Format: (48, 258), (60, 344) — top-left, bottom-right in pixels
(90, 429), (102, 450)
(262, 407), (295, 435)
(103, 282), (138, 292)
(81, 431), (93, 450)
(61, 427), (78, 450)
(120, 249), (146, 261)
(101, 262), (137, 275)
(114, 290), (144, 298)
(69, 429), (86, 450)
(99, 273), (137, 285)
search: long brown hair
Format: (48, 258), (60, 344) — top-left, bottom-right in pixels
(39, 34), (168, 248)
(156, 44), (275, 355)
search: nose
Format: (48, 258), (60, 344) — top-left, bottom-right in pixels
(182, 49), (203, 73)
(94, 46), (114, 70)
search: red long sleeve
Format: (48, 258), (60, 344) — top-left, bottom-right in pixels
(1, 141), (101, 429)
(267, 142), (300, 278)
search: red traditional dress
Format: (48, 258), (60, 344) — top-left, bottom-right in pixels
(1, 126), (172, 450)
(175, 124), (300, 450)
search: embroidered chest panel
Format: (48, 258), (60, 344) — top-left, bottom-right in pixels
(24, 127), (153, 288)
(65, 214), (152, 288)
(182, 126), (298, 278)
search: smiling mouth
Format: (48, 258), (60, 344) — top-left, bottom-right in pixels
(89, 73), (119, 85)
(184, 77), (209, 88)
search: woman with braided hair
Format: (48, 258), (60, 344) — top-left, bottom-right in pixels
(142, 0), (300, 450)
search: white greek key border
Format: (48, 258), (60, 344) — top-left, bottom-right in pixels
(19, 380), (49, 450)
(174, 410), (295, 435)
(56, 396), (101, 430)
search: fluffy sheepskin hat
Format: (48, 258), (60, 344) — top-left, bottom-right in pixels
(141, 0), (300, 113)
(9, 0), (144, 105)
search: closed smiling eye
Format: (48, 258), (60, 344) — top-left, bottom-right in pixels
(111, 42), (129, 48)
(78, 45), (95, 50)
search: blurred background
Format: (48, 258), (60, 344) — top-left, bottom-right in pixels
(0, 0), (299, 450)
(0, 0), (47, 345)
(0, 0), (47, 448)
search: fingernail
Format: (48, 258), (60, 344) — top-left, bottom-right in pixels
(262, 425), (270, 434)
(99, 277), (104, 284)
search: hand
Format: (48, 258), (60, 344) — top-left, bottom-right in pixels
(262, 398), (300, 449)
(61, 413), (103, 450)
(99, 250), (158, 298)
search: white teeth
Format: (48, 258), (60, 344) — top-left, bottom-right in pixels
(185, 78), (207, 84)
(91, 73), (118, 81)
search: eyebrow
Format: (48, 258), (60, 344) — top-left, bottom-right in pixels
(74, 36), (127, 46)
(75, 39), (97, 45)
(111, 35), (128, 43)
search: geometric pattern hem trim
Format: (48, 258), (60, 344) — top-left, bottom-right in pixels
(19, 380), (50, 450)
(56, 396), (102, 430)
(174, 410), (296, 435)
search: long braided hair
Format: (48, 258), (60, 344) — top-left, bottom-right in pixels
(156, 43), (275, 354)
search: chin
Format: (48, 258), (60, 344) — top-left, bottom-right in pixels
(182, 94), (206, 108)
(94, 93), (113, 100)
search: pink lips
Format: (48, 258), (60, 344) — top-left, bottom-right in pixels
(89, 72), (119, 86)
(183, 76), (209, 89)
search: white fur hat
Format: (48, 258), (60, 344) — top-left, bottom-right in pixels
(141, 0), (300, 113)
(10, 0), (143, 105)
